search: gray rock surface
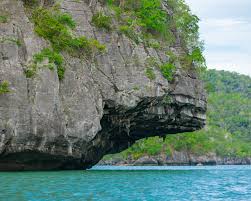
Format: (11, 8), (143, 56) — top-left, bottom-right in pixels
(98, 152), (251, 166)
(133, 156), (159, 166)
(0, 0), (206, 170)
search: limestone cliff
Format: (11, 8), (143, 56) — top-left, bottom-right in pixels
(0, 0), (206, 170)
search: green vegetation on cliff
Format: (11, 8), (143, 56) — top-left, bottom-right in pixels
(106, 0), (206, 80)
(25, 48), (65, 79)
(0, 15), (8, 23)
(24, 0), (205, 82)
(0, 81), (10, 95)
(104, 69), (251, 160)
(32, 7), (105, 56)
(0, 37), (22, 46)
(25, 5), (105, 80)
(91, 12), (112, 31)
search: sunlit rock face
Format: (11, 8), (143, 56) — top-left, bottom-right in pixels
(0, 0), (206, 170)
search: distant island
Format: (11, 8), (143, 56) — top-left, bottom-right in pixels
(100, 69), (251, 166)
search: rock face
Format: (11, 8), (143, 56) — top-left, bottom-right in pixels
(0, 0), (206, 170)
(99, 152), (251, 166)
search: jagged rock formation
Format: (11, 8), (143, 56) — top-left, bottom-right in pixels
(0, 0), (206, 170)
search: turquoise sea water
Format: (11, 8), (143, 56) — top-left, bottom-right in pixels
(0, 165), (251, 201)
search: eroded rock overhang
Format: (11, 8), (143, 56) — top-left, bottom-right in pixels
(0, 0), (206, 170)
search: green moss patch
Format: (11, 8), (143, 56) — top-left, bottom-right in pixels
(0, 81), (10, 95)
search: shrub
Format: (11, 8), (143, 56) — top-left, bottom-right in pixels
(166, 50), (177, 63)
(119, 25), (140, 44)
(108, 0), (205, 72)
(0, 81), (10, 95)
(25, 63), (37, 78)
(148, 40), (161, 49)
(145, 57), (160, 68)
(160, 63), (176, 81)
(32, 7), (106, 56)
(26, 48), (65, 80)
(180, 47), (206, 70)
(126, 137), (163, 157)
(137, 0), (167, 33)
(34, 48), (64, 80)
(145, 57), (159, 74)
(34, 48), (63, 65)
(22, 0), (40, 7)
(168, 0), (206, 70)
(0, 15), (8, 23)
(91, 12), (112, 31)
(108, 0), (174, 43)
(30, 7), (106, 80)
(145, 67), (156, 80)
(109, 0), (168, 33)
(57, 13), (76, 29)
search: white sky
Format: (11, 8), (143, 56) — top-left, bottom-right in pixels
(186, 0), (251, 76)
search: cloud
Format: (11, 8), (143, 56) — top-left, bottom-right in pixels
(186, 0), (251, 18)
(206, 51), (251, 76)
(200, 18), (251, 48)
(201, 18), (249, 28)
(186, 0), (251, 76)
